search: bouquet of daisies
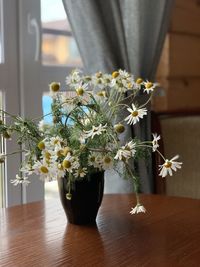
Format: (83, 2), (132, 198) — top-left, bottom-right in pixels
(0, 69), (182, 214)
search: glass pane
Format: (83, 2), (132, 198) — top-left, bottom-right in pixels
(42, 34), (82, 66)
(0, 91), (5, 207)
(0, 0), (4, 63)
(41, 0), (70, 30)
(41, 0), (82, 67)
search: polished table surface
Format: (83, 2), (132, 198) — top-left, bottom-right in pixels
(1, 194), (200, 267)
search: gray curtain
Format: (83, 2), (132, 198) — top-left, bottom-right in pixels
(62, 0), (174, 193)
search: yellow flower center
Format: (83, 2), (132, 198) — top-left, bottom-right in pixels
(104, 156), (111, 164)
(114, 124), (125, 134)
(145, 82), (153, 89)
(164, 161), (172, 168)
(127, 82), (132, 89)
(76, 88), (84, 96)
(53, 139), (59, 145)
(57, 149), (64, 157)
(90, 156), (95, 162)
(50, 82), (60, 92)
(45, 151), (51, 160)
(112, 71), (119, 78)
(132, 111), (138, 117)
(38, 141), (45, 150)
(96, 72), (102, 78)
(62, 147), (72, 156)
(40, 166), (49, 174)
(62, 160), (72, 169)
(136, 78), (143, 84)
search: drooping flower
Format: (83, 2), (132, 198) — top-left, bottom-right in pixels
(125, 104), (147, 125)
(10, 174), (30, 186)
(152, 133), (161, 152)
(159, 155), (182, 178)
(74, 167), (88, 178)
(130, 204), (146, 214)
(114, 141), (136, 162)
(83, 124), (107, 139)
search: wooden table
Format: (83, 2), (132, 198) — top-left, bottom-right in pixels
(1, 194), (200, 267)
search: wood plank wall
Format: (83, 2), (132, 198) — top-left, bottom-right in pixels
(153, 0), (200, 112)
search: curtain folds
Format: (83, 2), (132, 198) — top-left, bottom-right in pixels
(62, 0), (174, 193)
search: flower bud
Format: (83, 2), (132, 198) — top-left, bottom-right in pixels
(37, 141), (45, 150)
(112, 71), (119, 78)
(136, 78), (143, 84)
(76, 87), (84, 96)
(114, 123), (125, 134)
(49, 82), (60, 92)
(66, 193), (72, 200)
(3, 130), (11, 139)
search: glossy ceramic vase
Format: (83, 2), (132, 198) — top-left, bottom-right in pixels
(58, 172), (104, 225)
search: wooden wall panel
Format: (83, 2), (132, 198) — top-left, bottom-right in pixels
(157, 33), (200, 79)
(170, 0), (200, 35)
(152, 78), (200, 112)
(170, 34), (200, 77)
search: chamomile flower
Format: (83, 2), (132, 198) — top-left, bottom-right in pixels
(102, 155), (113, 170)
(130, 204), (146, 214)
(74, 167), (88, 178)
(56, 163), (65, 179)
(143, 80), (158, 94)
(159, 155), (183, 178)
(114, 141), (136, 162)
(83, 124), (107, 139)
(152, 133), (161, 152)
(134, 78), (144, 90)
(125, 104), (147, 125)
(62, 153), (80, 173)
(75, 83), (89, 97)
(10, 174), (30, 186)
(88, 153), (103, 169)
(66, 69), (82, 87)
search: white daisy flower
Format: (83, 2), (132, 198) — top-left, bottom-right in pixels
(10, 174), (30, 186)
(143, 80), (158, 94)
(119, 69), (131, 79)
(125, 104), (147, 125)
(159, 155), (183, 178)
(75, 83), (89, 97)
(114, 141), (136, 162)
(83, 124), (107, 139)
(56, 163), (65, 179)
(66, 69), (82, 87)
(152, 133), (161, 152)
(133, 78), (144, 90)
(102, 155), (113, 170)
(50, 136), (65, 146)
(88, 153), (103, 169)
(74, 167), (88, 178)
(130, 204), (146, 214)
(62, 153), (80, 173)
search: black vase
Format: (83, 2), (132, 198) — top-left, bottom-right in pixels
(57, 172), (104, 225)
